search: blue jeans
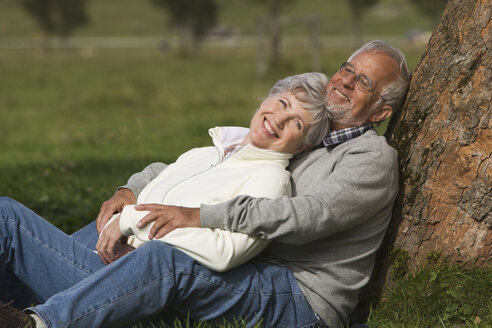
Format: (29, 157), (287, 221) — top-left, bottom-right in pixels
(0, 197), (322, 328)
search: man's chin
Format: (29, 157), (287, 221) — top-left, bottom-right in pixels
(327, 105), (353, 126)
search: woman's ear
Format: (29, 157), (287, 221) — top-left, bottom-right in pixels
(369, 104), (393, 124)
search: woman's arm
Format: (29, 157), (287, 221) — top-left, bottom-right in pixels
(120, 205), (268, 272)
(120, 167), (291, 271)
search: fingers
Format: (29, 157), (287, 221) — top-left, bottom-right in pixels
(96, 235), (111, 265)
(96, 201), (114, 234)
(149, 215), (175, 240)
(96, 189), (137, 233)
(135, 204), (170, 229)
(135, 204), (172, 239)
(96, 217), (128, 264)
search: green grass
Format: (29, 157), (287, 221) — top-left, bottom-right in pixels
(2, 39), (489, 328)
(367, 263), (492, 328)
(0, 45), (425, 230)
(2, 1), (487, 327)
(0, 0), (436, 38)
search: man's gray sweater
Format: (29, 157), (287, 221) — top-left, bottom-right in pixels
(122, 129), (398, 327)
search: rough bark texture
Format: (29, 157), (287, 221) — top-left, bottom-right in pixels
(385, 0), (491, 268)
(352, 0), (490, 322)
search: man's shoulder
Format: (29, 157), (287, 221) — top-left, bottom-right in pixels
(340, 129), (396, 155)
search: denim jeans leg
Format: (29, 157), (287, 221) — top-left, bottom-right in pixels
(0, 197), (105, 303)
(32, 241), (320, 328)
(71, 220), (99, 250)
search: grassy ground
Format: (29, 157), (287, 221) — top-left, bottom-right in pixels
(2, 46), (490, 328)
(0, 45), (425, 231)
(1, 1), (489, 323)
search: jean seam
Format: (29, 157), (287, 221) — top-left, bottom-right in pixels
(64, 267), (298, 326)
(175, 268), (303, 297)
(3, 218), (94, 276)
(65, 271), (175, 326)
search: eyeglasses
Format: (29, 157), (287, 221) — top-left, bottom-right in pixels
(338, 62), (386, 102)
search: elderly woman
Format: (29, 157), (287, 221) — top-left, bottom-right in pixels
(97, 72), (331, 271)
(0, 72), (330, 328)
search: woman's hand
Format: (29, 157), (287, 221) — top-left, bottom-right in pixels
(96, 188), (137, 233)
(135, 204), (201, 240)
(96, 215), (135, 264)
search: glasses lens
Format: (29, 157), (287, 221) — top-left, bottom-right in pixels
(340, 62), (353, 76)
(357, 76), (372, 92)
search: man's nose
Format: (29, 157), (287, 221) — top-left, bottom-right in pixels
(341, 73), (356, 90)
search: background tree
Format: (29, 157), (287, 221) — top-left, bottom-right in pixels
(19, 0), (88, 46)
(409, 0), (448, 27)
(254, 0), (295, 67)
(345, 0), (378, 48)
(353, 0), (491, 322)
(151, 0), (218, 53)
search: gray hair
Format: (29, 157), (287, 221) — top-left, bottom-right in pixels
(349, 40), (411, 115)
(267, 72), (331, 146)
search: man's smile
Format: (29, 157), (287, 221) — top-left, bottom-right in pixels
(333, 88), (350, 102)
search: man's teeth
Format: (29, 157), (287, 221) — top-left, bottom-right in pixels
(335, 89), (349, 101)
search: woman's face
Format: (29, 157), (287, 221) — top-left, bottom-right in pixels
(245, 92), (312, 154)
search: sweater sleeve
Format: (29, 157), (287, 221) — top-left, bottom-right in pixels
(119, 166), (291, 271)
(118, 162), (168, 197)
(201, 147), (398, 244)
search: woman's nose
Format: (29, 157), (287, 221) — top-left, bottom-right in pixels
(275, 113), (291, 128)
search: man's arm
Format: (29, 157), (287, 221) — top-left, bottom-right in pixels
(119, 162), (168, 196)
(201, 148), (398, 244)
(125, 167), (291, 271)
(135, 146), (398, 245)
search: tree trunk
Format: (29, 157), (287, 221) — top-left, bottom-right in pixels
(385, 0), (491, 269)
(352, 0), (490, 322)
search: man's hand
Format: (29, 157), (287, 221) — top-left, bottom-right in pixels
(96, 188), (137, 233)
(135, 204), (201, 240)
(96, 215), (135, 264)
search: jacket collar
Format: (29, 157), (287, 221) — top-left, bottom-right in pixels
(209, 126), (292, 166)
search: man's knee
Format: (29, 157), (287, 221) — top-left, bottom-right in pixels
(0, 197), (19, 208)
(0, 197), (24, 215)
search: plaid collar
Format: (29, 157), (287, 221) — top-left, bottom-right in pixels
(322, 124), (373, 147)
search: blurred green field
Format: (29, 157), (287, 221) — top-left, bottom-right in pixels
(4, 2), (490, 327)
(0, 0), (435, 38)
(0, 45), (425, 231)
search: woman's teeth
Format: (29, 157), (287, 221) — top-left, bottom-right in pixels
(264, 120), (278, 137)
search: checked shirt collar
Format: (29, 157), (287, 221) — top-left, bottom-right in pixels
(322, 124), (373, 147)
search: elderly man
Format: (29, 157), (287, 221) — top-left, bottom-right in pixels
(1, 40), (410, 328)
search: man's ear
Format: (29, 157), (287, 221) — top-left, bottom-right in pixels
(369, 104), (393, 124)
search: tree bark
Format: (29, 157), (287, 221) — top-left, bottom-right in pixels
(352, 0), (490, 322)
(385, 0), (491, 269)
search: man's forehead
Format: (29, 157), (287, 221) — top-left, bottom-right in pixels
(349, 52), (399, 80)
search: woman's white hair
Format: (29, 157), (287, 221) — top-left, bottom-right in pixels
(266, 72), (331, 146)
(349, 40), (411, 114)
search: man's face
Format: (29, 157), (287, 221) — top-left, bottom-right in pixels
(326, 51), (398, 129)
(246, 92), (312, 154)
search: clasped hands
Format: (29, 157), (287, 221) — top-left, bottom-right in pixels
(95, 189), (201, 264)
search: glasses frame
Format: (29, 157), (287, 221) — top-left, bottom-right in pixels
(339, 62), (386, 103)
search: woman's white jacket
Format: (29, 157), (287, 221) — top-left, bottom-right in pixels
(112, 126), (292, 272)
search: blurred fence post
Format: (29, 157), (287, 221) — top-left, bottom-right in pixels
(257, 17), (267, 77)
